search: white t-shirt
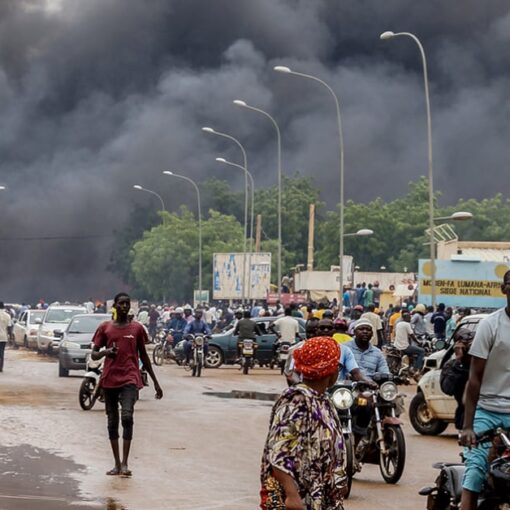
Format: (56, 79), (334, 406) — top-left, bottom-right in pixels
(469, 308), (510, 413)
(394, 321), (413, 350)
(273, 316), (300, 343)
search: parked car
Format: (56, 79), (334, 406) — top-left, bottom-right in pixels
(408, 313), (488, 435)
(206, 317), (306, 369)
(58, 313), (110, 377)
(37, 305), (87, 354)
(13, 309), (46, 349)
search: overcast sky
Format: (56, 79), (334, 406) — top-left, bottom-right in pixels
(1, 0), (509, 301)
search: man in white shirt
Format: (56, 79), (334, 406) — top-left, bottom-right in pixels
(394, 311), (425, 370)
(0, 302), (12, 372)
(270, 308), (300, 345)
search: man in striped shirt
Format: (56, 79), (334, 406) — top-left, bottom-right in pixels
(344, 319), (389, 378)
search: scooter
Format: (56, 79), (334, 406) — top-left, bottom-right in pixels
(79, 354), (104, 411)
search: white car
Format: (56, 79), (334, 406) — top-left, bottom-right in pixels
(36, 305), (87, 354)
(408, 314), (488, 435)
(13, 309), (46, 349)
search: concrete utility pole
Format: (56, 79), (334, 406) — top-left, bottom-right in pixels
(255, 214), (262, 252)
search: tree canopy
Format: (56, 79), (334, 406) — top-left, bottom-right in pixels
(110, 175), (510, 301)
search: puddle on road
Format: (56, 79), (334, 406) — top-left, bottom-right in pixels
(0, 444), (125, 509)
(204, 390), (279, 401)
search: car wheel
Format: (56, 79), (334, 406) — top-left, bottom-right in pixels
(58, 362), (69, 377)
(409, 392), (449, 436)
(205, 346), (223, 368)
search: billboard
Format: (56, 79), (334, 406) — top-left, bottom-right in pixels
(418, 259), (509, 308)
(213, 252), (272, 300)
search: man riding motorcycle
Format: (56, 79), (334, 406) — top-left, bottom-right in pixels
(183, 310), (211, 363)
(168, 307), (188, 347)
(233, 310), (263, 360)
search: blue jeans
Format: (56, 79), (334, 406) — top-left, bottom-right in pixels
(403, 344), (425, 370)
(463, 406), (510, 493)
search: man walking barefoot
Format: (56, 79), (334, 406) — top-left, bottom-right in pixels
(91, 292), (163, 476)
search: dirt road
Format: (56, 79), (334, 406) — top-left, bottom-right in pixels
(0, 348), (461, 509)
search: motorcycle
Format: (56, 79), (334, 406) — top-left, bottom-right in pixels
(238, 338), (257, 375)
(184, 334), (208, 377)
(349, 373), (406, 484)
(152, 328), (175, 366)
(79, 353), (104, 411)
(420, 427), (510, 509)
(329, 381), (356, 499)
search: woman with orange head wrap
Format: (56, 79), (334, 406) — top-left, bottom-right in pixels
(260, 337), (345, 510)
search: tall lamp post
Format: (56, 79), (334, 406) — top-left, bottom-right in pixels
(233, 99), (283, 300)
(132, 185), (166, 213)
(162, 171), (203, 303)
(202, 126), (250, 303)
(216, 156), (256, 301)
(380, 31), (436, 305)
(274, 65), (346, 311)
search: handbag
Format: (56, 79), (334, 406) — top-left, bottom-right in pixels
(440, 359), (469, 397)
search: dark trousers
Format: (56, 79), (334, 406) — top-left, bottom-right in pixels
(104, 384), (138, 441)
(0, 342), (5, 371)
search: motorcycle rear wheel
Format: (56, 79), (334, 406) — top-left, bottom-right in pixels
(379, 424), (406, 484)
(153, 345), (164, 366)
(79, 377), (97, 411)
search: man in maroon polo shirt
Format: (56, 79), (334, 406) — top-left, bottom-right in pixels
(91, 292), (163, 477)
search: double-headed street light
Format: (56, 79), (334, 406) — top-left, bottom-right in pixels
(202, 126), (251, 303)
(274, 65), (346, 311)
(233, 99), (283, 300)
(216, 157), (256, 301)
(132, 184), (166, 212)
(162, 171), (203, 302)
(380, 30), (436, 305)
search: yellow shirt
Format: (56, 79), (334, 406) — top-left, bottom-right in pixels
(389, 312), (402, 339)
(314, 309), (326, 320)
(332, 333), (352, 344)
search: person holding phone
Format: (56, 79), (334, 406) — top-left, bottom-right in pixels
(91, 292), (163, 477)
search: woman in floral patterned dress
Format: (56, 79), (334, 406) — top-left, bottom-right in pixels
(260, 336), (346, 510)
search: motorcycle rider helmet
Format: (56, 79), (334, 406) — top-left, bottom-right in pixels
(414, 303), (426, 314)
(323, 309), (334, 319)
(175, 307), (184, 314)
(353, 305), (364, 312)
(334, 318), (348, 332)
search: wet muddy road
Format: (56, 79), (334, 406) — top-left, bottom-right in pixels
(0, 348), (460, 509)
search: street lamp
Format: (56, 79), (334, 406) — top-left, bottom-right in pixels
(132, 184), (166, 212)
(343, 228), (374, 238)
(233, 99), (283, 299)
(202, 126), (250, 303)
(433, 211), (473, 222)
(380, 30), (436, 305)
(274, 65), (346, 313)
(216, 156), (256, 301)
(162, 171), (203, 302)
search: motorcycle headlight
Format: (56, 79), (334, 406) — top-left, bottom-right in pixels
(380, 381), (398, 402)
(331, 388), (354, 410)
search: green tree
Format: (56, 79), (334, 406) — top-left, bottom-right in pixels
(130, 208), (244, 302)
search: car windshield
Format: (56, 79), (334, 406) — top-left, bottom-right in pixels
(45, 309), (84, 324)
(28, 311), (45, 324)
(68, 316), (106, 334)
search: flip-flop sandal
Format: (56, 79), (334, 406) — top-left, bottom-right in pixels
(120, 467), (132, 477)
(106, 467), (120, 476)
